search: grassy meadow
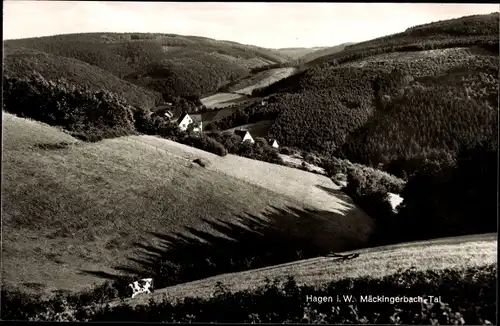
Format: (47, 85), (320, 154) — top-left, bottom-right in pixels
(228, 67), (298, 95)
(4, 234), (494, 323)
(114, 234), (497, 305)
(113, 233), (497, 307)
(200, 92), (251, 109)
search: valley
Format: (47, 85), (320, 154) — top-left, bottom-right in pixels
(2, 8), (498, 323)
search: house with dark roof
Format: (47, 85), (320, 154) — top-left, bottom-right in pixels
(234, 130), (255, 144)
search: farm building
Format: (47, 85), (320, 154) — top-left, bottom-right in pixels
(234, 130), (255, 144)
(177, 113), (203, 132)
(268, 139), (279, 148)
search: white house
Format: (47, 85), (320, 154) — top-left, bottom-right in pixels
(177, 113), (202, 132)
(268, 139), (279, 148)
(234, 130), (255, 144)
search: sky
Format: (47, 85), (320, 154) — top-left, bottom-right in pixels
(3, 2), (499, 48)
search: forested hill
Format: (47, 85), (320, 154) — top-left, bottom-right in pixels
(3, 46), (163, 109)
(307, 12), (499, 67)
(212, 12), (498, 177)
(3, 33), (293, 102)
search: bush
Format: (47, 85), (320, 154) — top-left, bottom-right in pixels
(342, 164), (406, 245)
(345, 164), (406, 196)
(321, 156), (353, 176)
(182, 134), (228, 157)
(278, 146), (294, 155)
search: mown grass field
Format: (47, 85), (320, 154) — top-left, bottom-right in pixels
(199, 67), (298, 112)
(200, 93), (252, 109)
(108, 233), (497, 308)
(229, 67), (298, 95)
(130, 135), (360, 215)
(2, 112), (372, 298)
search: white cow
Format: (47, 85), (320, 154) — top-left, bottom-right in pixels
(129, 278), (154, 298)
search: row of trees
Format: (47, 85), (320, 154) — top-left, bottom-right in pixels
(209, 132), (283, 164)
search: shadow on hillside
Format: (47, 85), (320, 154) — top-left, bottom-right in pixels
(81, 205), (374, 291)
(315, 184), (355, 206)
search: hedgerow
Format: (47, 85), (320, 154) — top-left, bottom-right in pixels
(2, 265), (495, 323)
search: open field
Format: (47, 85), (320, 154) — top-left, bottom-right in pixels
(200, 92), (253, 109)
(109, 233), (497, 308)
(2, 113), (81, 151)
(229, 67), (298, 95)
(2, 113), (372, 298)
(198, 68), (296, 109)
(130, 135), (356, 213)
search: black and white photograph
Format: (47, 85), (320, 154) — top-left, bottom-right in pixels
(1, 1), (498, 323)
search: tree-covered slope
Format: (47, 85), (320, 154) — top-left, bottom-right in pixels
(4, 33), (293, 101)
(211, 13), (499, 176)
(3, 46), (163, 109)
(307, 12), (499, 67)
